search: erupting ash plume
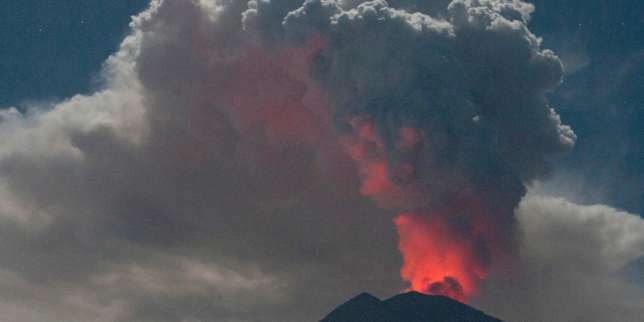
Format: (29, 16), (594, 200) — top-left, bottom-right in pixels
(242, 0), (575, 301)
(201, 0), (578, 301)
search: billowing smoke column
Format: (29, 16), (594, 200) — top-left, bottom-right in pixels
(215, 0), (575, 302)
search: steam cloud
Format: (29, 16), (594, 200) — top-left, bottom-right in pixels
(0, 0), (641, 321)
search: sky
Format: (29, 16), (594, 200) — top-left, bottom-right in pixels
(0, 1), (149, 106)
(0, 1), (642, 322)
(530, 0), (644, 214)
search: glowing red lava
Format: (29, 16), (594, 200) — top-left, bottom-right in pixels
(394, 212), (490, 302)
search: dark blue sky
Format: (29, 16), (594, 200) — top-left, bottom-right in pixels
(0, 1), (148, 106)
(1, 0), (642, 214)
(530, 0), (644, 215)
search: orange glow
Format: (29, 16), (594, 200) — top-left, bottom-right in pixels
(394, 212), (487, 302)
(397, 127), (422, 150)
(339, 117), (512, 302)
(341, 119), (498, 302)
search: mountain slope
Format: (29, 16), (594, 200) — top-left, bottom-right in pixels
(321, 291), (502, 322)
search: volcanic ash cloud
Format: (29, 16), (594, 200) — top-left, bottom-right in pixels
(244, 0), (576, 300)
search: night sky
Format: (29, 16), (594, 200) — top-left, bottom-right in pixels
(0, 1), (149, 106)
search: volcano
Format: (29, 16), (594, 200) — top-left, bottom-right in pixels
(320, 291), (502, 322)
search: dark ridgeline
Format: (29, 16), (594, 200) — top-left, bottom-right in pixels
(321, 291), (502, 322)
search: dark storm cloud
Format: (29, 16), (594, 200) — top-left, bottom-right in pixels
(0, 1), (641, 321)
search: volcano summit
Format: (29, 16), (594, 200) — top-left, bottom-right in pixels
(321, 291), (502, 322)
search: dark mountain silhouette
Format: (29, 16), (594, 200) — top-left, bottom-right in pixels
(321, 291), (502, 322)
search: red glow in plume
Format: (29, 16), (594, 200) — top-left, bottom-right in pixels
(202, 26), (506, 303)
(342, 118), (509, 302)
(394, 213), (486, 302)
(342, 118), (404, 202)
(341, 119), (423, 208)
(222, 35), (329, 146)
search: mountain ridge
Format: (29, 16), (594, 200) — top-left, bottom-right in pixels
(321, 291), (502, 322)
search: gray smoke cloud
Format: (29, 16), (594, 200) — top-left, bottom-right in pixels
(276, 0), (576, 201)
(0, 0), (640, 321)
(256, 0), (576, 299)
